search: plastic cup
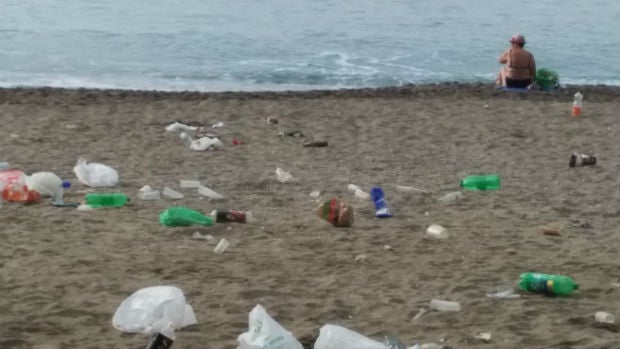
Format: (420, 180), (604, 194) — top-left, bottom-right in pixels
(197, 185), (224, 199)
(139, 190), (161, 200)
(426, 224), (449, 239)
(162, 187), (184, 199)
(594, 311), (615, 324)
(180, 180), (201, 188)
(430, 299), (461, 312)
(214, 239), (230, 254)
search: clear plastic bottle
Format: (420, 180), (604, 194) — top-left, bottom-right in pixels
(572, 91), (583, 116)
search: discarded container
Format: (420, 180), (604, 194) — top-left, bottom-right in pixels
(2, 181), (40, 204)
(162, 187), (184, 199)
(211, 210), (252, 223)
(348, 184), (370, 199)
(237, 304), (303, 349)
(569, 153), (596, 167)
(309, 190), (321, 198)
(213, 239), (230, 254)
(159, 206), (214, 227)
(0, 168), (26, 186)
(437, 191), (463, 203)
(313, 324), (387, 349)
(425, 224), (449, 239)
(316, 198), (354, 227)
(572, 91), (583, 116)
(85, 193), (129, 208)
(486, 286), (521, 299)
(139, 186), (161, 200)
(197, 185), (224, 199)
(460, 174), (500, 191)
(74, 157), (119, 187)
(212, 121), (224, 128)
(430, 299), (461, 312)
(112, 285), (197, 346)
(145, 332), (174, 349)
(396, 185), (428, 194)
(370, 186), (393, 218)
(594, 311), (615, 324)
(519, 272), (579, 296)
(275, 168), (295, 183)
(179, 180), (201, 188)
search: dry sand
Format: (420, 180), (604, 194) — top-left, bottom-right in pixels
(0, 84), (619, 349)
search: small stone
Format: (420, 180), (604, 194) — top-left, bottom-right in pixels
(354, 254), (367, 261)
(506, 248), (517, 255)
(384, 245), (394, 251)
(542, 227), (561, 236)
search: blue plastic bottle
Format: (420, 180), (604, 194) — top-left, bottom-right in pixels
(370, 186), (393, 218)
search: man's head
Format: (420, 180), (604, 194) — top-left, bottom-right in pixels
(509, 34), (526, 47)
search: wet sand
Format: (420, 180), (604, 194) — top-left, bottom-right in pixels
(0, 83), (619, 349)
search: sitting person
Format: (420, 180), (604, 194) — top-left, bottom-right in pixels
(496, 34), (536, 89)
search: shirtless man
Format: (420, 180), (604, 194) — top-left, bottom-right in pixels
(497, 34), (537, 89)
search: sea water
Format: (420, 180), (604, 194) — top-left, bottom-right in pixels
(1, 0), (618, 92)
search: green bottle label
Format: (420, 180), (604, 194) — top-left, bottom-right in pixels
(530, 279), (554, 294)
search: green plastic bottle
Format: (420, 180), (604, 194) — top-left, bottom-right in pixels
(460, 174), (500, 191)
(519, 272), (579, 296)
(85, 193), (129, 208)
(159, 206), (214, 227)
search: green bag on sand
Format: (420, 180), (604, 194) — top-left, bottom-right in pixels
(159, 206), (214, 227)
(536, 68), (560, 90)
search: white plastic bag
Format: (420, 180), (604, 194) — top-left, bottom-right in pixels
(25, 172), (63, 201)
(237, 304), (303, 349)
(73, 157), (119, 187)
(165, 121), (198, 133)
(275, 168), (295, 183)
(112, 286), (197, 339)
(179, 132), (223, 151)
(314, 324), (388, 349)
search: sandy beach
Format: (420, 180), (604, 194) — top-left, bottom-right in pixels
(0, 83), (619, 349)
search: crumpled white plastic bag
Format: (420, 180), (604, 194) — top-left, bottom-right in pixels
(73, 157), (119, 187)
(314, 324), (388, 349)
(112, 286), (197, 339)
(179, 132), (223, 151)
(237, 304), (303, 349)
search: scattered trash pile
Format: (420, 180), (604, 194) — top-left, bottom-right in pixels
(2, 104), (613, 348)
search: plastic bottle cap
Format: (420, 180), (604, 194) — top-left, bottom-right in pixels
(62, 180), (71, 188)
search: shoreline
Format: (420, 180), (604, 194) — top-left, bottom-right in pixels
(2, 82), (620, 103)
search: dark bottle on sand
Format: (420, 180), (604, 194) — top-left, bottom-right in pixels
(146, 332), (174, 349)
(303, 140), (328, 147)
(210, 209), (253, 223)
(569, 153), (596, 167)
